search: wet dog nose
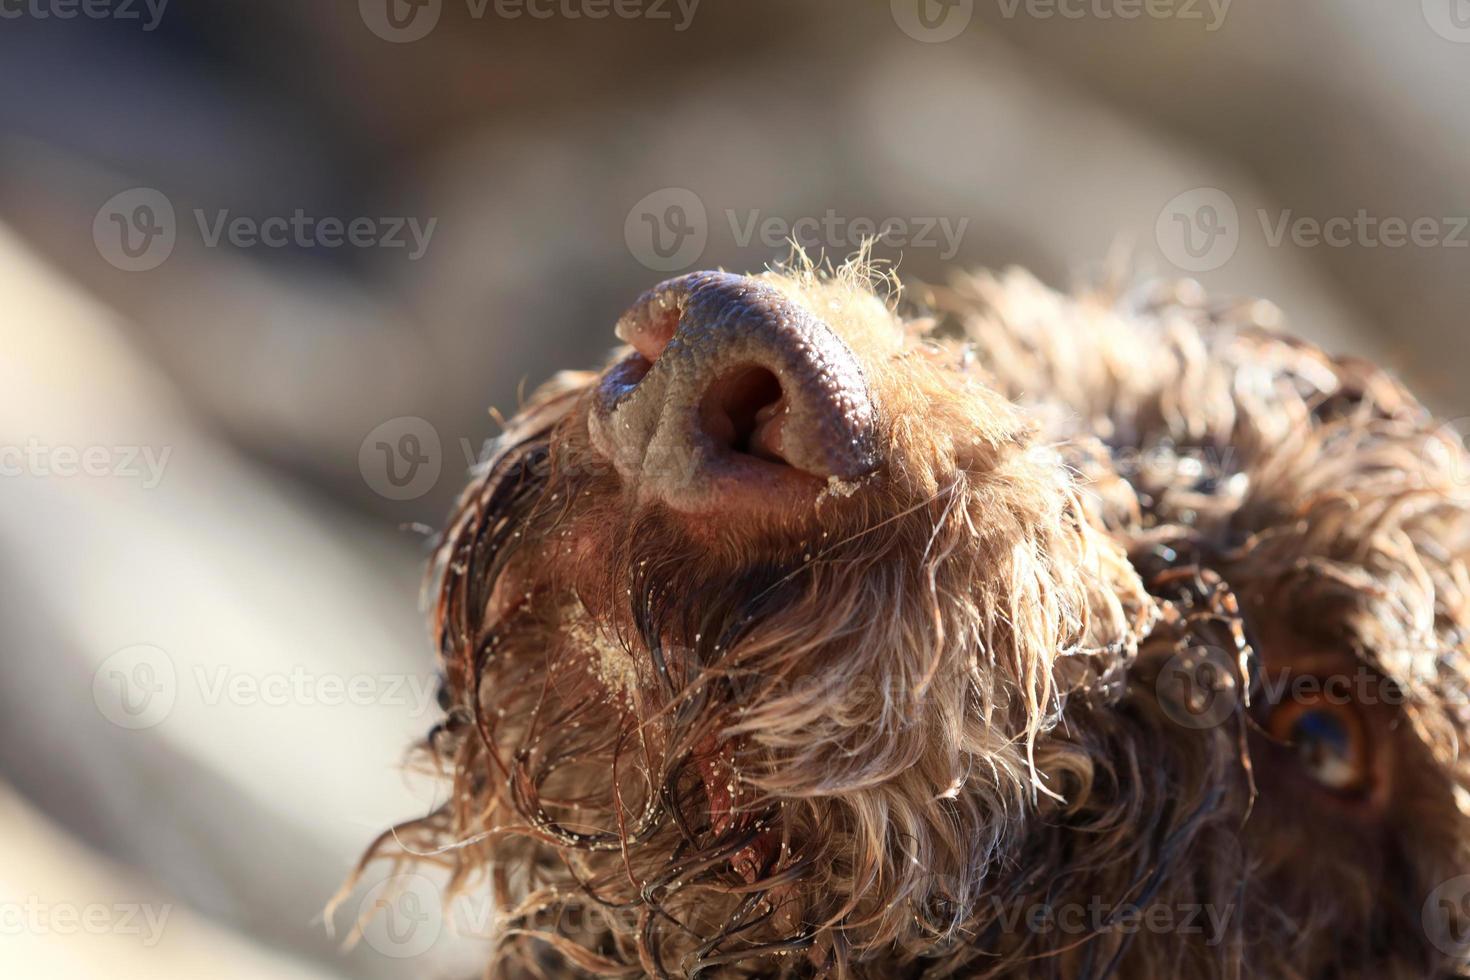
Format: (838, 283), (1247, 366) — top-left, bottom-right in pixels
(588, 271), (879, 512)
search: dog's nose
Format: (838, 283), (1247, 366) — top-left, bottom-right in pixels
(588, 271), (879, 512)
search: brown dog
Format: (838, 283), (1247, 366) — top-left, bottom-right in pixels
(361, 262), (1470, 978)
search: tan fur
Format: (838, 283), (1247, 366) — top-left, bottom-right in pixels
(356, 260), (1470, 978)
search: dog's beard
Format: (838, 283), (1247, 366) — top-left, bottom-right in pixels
(379, 383), (1169, 976)
(405, 449), (1469, 979)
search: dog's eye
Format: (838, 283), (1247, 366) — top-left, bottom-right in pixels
(1266, 695), (1370, 795)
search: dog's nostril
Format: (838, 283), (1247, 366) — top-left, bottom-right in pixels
(590, 271), (879, 511)
(702, 366), (786, 462)
(616, 302), (680, 363)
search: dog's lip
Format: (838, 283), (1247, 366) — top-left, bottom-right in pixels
(695, 451), (829, 514)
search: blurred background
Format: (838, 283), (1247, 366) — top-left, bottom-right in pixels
(1, 1), (1467, 976)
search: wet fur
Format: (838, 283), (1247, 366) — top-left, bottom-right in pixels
(358, 263), (1470, 978)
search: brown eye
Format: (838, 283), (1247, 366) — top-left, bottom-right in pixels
(1267, 693), (1371, 795)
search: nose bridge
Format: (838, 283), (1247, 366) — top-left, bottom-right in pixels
(616, 271), (820, 366)
(590, 272), (879, 508)
(681, 274), (861, 389)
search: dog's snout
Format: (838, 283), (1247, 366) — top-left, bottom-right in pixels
(589, 271), (879, 512)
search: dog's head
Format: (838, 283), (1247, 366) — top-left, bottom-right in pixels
(368, 265), (1470, 978)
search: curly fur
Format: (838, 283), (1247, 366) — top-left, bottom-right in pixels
(354, 260), (1470, 979)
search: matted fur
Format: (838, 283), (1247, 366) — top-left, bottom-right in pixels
(355, 260), (1470, 978)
